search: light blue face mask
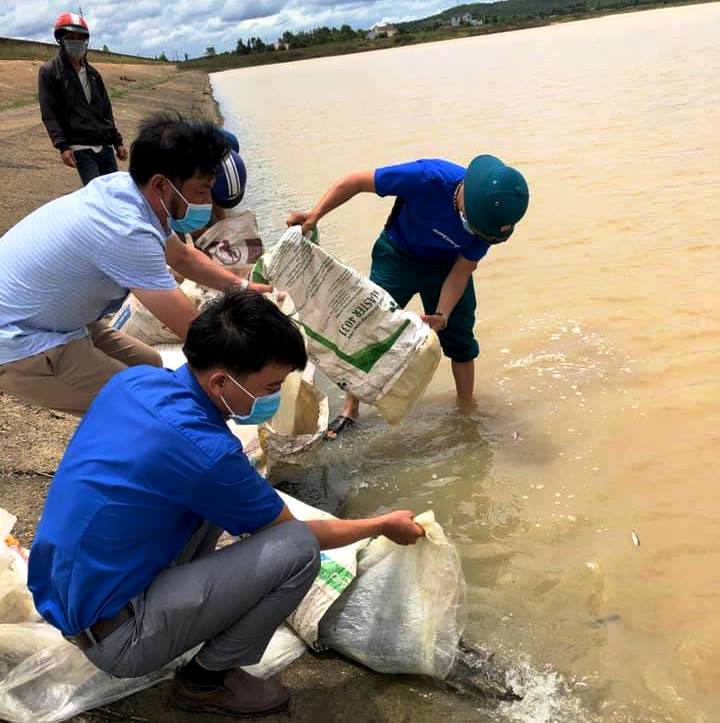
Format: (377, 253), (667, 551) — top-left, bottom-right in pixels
(161, 179), (212, 233)
(220, 373), (281, 425)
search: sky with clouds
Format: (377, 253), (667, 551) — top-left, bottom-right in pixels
(1, 0), (455, 60)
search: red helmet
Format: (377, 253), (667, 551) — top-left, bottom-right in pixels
(53, 12), (90, 42)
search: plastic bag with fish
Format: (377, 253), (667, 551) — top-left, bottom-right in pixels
(318, 510), (466, 678)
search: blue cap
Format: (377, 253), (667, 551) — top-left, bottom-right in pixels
(464, 155), (529, 241)
(212, 150), (246, 209)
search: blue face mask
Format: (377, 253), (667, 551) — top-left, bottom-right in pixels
(220, 373), (282, 425)
(161, 179), (212, 233)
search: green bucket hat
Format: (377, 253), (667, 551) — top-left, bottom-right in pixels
(463, 155), (529, 242)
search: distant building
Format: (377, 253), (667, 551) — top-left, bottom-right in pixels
(366, 22), (398, 40)
(451, 13), (484, 27)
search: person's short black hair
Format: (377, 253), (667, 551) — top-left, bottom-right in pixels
(129, 112), (229, 186)
(184, 289), (307, 377)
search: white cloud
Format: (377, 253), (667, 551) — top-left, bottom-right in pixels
(2, 0), (451, 58)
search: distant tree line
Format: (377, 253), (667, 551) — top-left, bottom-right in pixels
(234, 24), (361, 55)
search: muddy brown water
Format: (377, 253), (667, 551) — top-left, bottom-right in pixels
(212, 5), (720, 721)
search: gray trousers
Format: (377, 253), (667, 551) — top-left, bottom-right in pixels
(84, 520), (320, 678)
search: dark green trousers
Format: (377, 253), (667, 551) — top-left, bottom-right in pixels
(369, 232), (479, 363)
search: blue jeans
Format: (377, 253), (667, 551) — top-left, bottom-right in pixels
(74, 146), (118, 186)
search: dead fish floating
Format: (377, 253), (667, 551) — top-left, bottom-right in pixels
(591, 613), (621, 627)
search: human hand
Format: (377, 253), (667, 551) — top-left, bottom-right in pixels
(286, 211), (318, 236)
(380, 510), (425, 546)
(60, 149), (76, 168)
(421, 312), (448, 332)
(115, 145), (128, 161)
(248, 282), (286, 302)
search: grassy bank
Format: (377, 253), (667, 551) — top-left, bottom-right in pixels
(181, 0), (715, 73)
(0, 36), (166, 65)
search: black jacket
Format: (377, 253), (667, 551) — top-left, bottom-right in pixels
(38, 50), (123, 152)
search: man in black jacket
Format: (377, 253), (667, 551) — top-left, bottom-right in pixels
(38, 13), (127, 186)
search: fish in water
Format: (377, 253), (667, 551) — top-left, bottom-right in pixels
(631, 530), (640, 547)
(441, 638), (521, 703)
(591, 613), (621, 627)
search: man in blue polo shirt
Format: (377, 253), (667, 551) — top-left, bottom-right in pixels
(287, 155), (529, 438)
(28, 289), (423, 717)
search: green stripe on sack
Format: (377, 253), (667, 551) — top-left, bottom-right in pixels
(251, 260), (269, 285)
(303, 320), (410, 373)
(318, 559), (354, 594)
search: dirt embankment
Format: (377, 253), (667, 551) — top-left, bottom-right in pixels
(0, 61), (473, 723)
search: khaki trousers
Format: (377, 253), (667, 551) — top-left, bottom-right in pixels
(0, 321), (162, 415)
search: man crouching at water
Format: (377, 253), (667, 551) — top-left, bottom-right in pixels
(28, 290), (423, 717)
(0, 113), (274, 416)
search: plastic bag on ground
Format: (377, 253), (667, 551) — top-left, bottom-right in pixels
(192, 212), (264, 275)
(0, 510), (38, 625)
(318, 510), (466, 679)
(0, 623), (193, 723)
(253, 226), (441, 425)
(0, 622), (303, 723)
(242, 624), (306, 679)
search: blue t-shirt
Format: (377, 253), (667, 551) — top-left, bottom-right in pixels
(374, 159), (490, 264)
(0, 172), (176, 365)
(28, 363), (284, 635)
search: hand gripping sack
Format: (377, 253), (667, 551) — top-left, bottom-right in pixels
(318, 511), (466, 679)
(253, 227), (441, 424)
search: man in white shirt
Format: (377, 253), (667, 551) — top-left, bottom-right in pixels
(0, 114), (274, 414)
